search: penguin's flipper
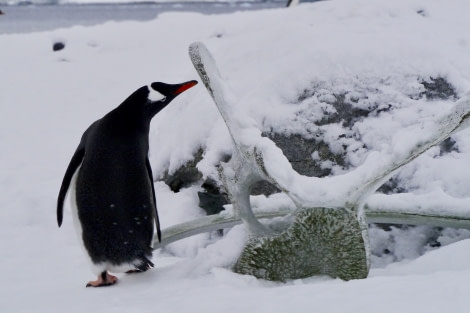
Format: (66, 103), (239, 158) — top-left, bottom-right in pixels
(57, 135), (87, 227)
(146, 158), (161, 242)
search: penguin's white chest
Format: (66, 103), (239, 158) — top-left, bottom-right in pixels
(68, 165), (140, 274)
(68, 165), (100, 273)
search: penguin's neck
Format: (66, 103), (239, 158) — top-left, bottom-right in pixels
(105, 106), (151, 134)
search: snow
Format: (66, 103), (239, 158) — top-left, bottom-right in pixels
(2, 0), (470, 311)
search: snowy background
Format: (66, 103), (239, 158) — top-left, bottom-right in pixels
(2, 0), (470, 311)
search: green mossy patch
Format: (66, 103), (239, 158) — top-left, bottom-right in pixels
(233, 208), (369, 281)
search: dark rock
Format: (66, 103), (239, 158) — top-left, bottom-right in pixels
(198, 192), (228, 215)
(53, 42), (65, 52)
(420, 77), (457, 100)
(439, 137), (458, 156)
(163, 148), (203, 192)
(377, 177), (409, 195)
(316, 93), (371, 128)
(198, 178), (229, 215)
(416, 9), (427, 17)
(263, 133), (344, 179)
(251, 181), (281, 196)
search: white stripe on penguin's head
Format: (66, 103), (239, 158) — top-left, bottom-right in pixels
(147, 85), (166, 102)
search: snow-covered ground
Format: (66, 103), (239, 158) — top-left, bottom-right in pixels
(2, 0), (470, 311)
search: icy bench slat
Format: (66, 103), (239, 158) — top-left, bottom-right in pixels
(153, 196), (470, 250)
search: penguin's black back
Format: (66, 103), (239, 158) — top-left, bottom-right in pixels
(58, 81), (198, 271)
(75, 112), (155, 267)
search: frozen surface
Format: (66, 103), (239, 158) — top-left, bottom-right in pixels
(0, 2), (285, 34)
(2, 0), (470, 311)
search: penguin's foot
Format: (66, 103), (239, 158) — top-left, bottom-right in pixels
(126, 265), (152, 274)
(126, 259), (154, 274)
(86, 271), (118, 287)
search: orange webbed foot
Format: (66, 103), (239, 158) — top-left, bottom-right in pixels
(86, 271), (118, 287)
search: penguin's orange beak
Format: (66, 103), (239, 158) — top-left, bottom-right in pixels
(173, 80), (198, 96)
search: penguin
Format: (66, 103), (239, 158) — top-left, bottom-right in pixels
(57, 80), (198, 287)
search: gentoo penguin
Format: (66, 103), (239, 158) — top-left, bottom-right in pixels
(57, 80), (198, 287)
